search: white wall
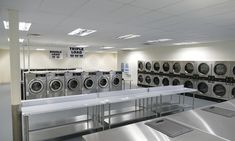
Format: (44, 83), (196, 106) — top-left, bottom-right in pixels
(117, 42), (235, 85)
(0, 49), (117, 83)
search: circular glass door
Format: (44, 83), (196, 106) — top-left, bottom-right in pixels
(112, 77), (120, 86)
(162, 78), (169, 86)
(29, 79), (44, 94)
(214, 64), (227, 75)
(163, 62), (170, 72)
(50, 79), (63, 92)
(172, 79), (180, 86)
(68, 79), (79, 90)
(145, 62), (152, 71)
(197, 82), (208, 94)
(185, 63), (194, 74)
(232, 88), (235, 98)
(145, 76), (151, 84)
(138, 75), (144, 83)
(198, 63), (209, 75)
(99, 77), (108, 88)
(153, 62), (160, 72)
(213, 84), (226, 97)
(233, 66), (235, 75)
(153, 77), (160, 85)
(184, 80), (193, 88)
(173, 63), (181, 73)
(138, 62), (144, 71)
(84, 78), (94, 89)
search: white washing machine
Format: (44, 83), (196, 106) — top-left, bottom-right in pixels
(197, 61), (212, 77)
(64, 71), (82, 96)
(144, 74), (152, 86)
(138, 61), (145, 72)
(144, 61), (152, 73)
(137, 73), (145, 85)
(212, 61), (230, 78)
(110, 71), (122, 91)
(97, 71), (110, 92)
(182, 61), (197, 75)
(47, 72), (65, 98)
(160, 61), (172, 73)
(211, 82), (230, 100)
(152, 61), (161, 73)
(196, 80), (212, 97)
(161, 76), (172, 86)
(152, 75), (161, 87)
(25, 72), (47, 100)
(172, 61), (183, 75)
(229, 84), (235, 99)
(82, 71), (97, 94)
(172, 77), (183, 86)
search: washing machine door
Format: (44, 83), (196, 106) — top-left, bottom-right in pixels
(214, 63), (227, 76)
(232, 88), (235, 98)
(50, 79), (63, 92)
(173, 63), (181, 73)
(197, 82), (208, 94)
(153, 77), (160, 85)
(213, 84), (226, 97)
(138, 75), (144, 83)
(163, 62), (170, 72)
(67, 79), (79, 90)
(198, 63), (210, 75)
(112, 76), (121, 87)
(162, 78), (169, 86)
(172, 79), (180, 86)
(233, 66), (235, 75)
(153, 62), (160, 72)
(84, 77), (94, 89)
(29, 79), (44, 94)
(145, 75), (151, 84)
(185, 63), (194, 74)
(145, 62), (152, 71)
(184, 80), (193, 88)
(138, 62), (144, 71)
(98, 76), (109, 88)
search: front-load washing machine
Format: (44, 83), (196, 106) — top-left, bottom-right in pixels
(197, 61), (212, 77)
(172, 61), (183, 75)
(144, 61), (152, 73)
(64, 71), (82, 96)
(229, 84), (235, 99)
(110, 71), (122, 91)
(183, 79), (196, 89)
(138, 61), (145, 72)
(212, 61), (230, 78)
(160, 61), (172, 73)
(143, 74), (152, 87)
(137, 73), (145, 86)
(229, 61), (235, 78)
(211, 82), (229, 100)
(152, 75), (161, 87)
(172, 77), (183, 86)
(152, 61), (161, 73)
(161, 76), (172, 86)
(47, 72), (65, 98)
(196, 80), (212, 97)
(182, 61), (197, 76)
(25, 72), (47, 100)
(82, 71), (97, 94)
(97, 71), (110, 92)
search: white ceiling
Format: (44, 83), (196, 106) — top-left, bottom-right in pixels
(1, 0), (235, 51)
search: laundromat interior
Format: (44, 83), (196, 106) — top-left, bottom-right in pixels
(1, 0), (235, 141)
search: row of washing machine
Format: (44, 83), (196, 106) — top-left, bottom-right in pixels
(23, 71), (122, 100)
(138, 73), (235, 100)
(138, 60), (235, 79)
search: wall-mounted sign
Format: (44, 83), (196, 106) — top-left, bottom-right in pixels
(68, 47), (84, 58)
(121, 63), (129, 73)
(49, 50), (63, 59)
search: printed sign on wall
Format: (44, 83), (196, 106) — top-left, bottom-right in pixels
(121, 63), (129, 73)
(68, 47), (84, 58)
(49, 50), (63, 59)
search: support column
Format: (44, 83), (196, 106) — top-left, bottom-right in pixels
(8, 9), (22, 141)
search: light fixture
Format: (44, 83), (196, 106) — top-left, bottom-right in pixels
(36, 48), (46, 51)
(121, 48), (137, 50)
(3, 21), (32, 31)
(173, 42), (200, 46)
(7, 38), (24, 43)
(117, 34), (141, 39)
(103, 46), (114, 49)
(68, 28), (96, 36)
(147, 39), (172, 43)
(76, 45), (89, 48)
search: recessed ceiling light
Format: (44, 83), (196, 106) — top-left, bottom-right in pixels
(36, 48), (46, 51)
(68, 28), (96, 36)
(121, 48), (137, 50)
(76, 45), (89, 48)
(147, 39), (172, 43)
(7, 38), (24, 43)
(173, 42), (200, 46)
(103, 46), (114, 49)
(3, 21), (32, 31)
(117, 34), (141, 39)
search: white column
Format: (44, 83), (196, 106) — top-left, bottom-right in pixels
(8, 9), (22, 141)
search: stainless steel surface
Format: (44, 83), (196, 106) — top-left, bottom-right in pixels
(152, 61), (161, 73)
(161, 61), (173, 73)
(202, 106), (235, 118)
(83, 117), (226, 141)
(183, 79), (197, 89)
(64, 71), (82, 96)
(137, 73), (145, 85)
(212, 61), (230, 78)
(229, 85), (235, 99)
(171, 77), (183, 86)
(110, 71), (122, 91)
(46, 72), (65, 98)
(152, 75), (161, 87)
(172, 61), (183, 75)
(82, 72), (97, 94)
(161, 76), (172, 86)
(197, 61), (212, 77)
(138, 61), (145, 72)
(97, 71), (110, 92)
(182, 61), (197, 75)
(145, 61), (152, 72)
(196, 80), (212, 97)
(211, 82), (230, 100)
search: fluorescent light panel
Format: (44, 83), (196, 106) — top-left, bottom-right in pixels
(103, 46), (114, 49)
(3, 21), (31, 31)
(36, 48), (46, 51)
(68, 28), (96, 36)
(7, 38), (24, 43)
(118, 34), (141, 39)
(76, 45), (89, 48)
(121, 48), (137, 50)
(173, 42), (200, 46)
(147, 38), (172, 43)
